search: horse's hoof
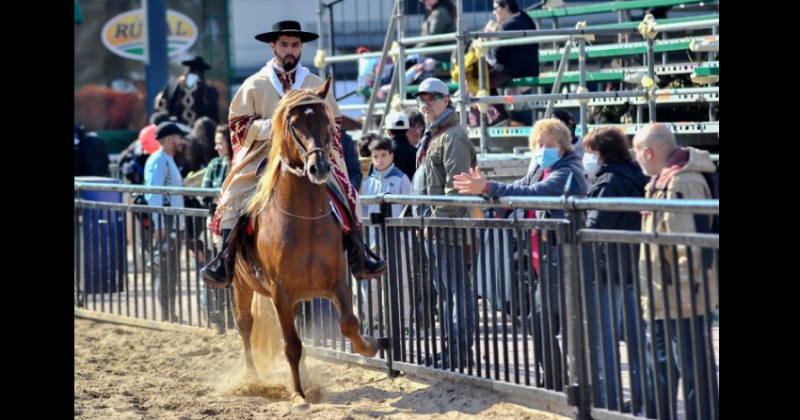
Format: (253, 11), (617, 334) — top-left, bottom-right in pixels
(291, 393), (310, 412)
(362, 337), (379, 358)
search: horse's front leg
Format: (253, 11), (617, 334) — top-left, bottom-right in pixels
(330, 278), (378, 358)
(273, 291), (309, 410)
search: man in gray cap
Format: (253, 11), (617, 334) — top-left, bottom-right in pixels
(411, 78), (476, 219)
(144, 121), (190, 322)
(409, 78), (477, 369)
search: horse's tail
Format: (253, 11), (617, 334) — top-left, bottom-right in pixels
(232, 255), (282, 377)
(250, 293), (283, 378)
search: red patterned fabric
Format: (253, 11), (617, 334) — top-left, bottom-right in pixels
(230, 115), (257, 155)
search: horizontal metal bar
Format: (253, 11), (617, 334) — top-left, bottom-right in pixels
(384, 217), (566, 230)
(327, 33), (716, 65)
(339, 100), (417, 112)
(470, 18), (719, 39)
(578, 229), (720, 248)
(549, 92), (719, 108)
(464, 90), (645, 105)
(361, 195), (719, 214)
(74, 199), (210, 217)
(466, 87), (719, 106)
(400, 32), (457, 45)
(74, 182), (218, 197)
(570, 198), (719, 214)
(468, 122), (720, 138)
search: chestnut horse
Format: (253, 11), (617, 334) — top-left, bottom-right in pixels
(230, 78), (378, 409)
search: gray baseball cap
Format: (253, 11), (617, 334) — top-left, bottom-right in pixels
(413, 78), (450, 97)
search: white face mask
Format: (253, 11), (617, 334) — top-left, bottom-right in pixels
(185, 73), (199, 89)
(583, 153), (600, 173)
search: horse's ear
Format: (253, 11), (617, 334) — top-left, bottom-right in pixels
(317, 76), (332, 99)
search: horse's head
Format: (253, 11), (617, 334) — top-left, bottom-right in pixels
(280, 77), (334, 185)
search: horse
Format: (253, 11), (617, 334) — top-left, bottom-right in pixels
(74, 84), (147, 131)
(229, 77), (379, 409)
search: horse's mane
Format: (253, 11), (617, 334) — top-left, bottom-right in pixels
(244, 88), (335, 216)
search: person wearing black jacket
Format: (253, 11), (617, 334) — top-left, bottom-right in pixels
(471, 0), (540, 126)
(490, 0), (540, 81)
(582, 127), (653, 414)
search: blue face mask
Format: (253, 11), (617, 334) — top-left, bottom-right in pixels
(535, 147), (561, 169)
(583, 153), (600, 173)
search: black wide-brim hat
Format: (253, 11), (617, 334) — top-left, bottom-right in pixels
(181, 56), (211, 71)
(255, 20), (319, 44)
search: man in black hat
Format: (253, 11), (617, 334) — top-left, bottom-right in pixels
(155, 56), (220, 126)
(202, 21), (386, 288)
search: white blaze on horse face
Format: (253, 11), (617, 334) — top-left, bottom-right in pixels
(304, 108), (314, 115)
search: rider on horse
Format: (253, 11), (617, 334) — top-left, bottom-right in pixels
(201, 21), (387, 288)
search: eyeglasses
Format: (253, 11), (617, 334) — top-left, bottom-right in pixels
(416, 95), (445, 107)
